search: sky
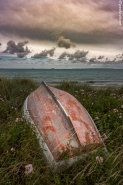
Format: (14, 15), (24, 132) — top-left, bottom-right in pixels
(0, 0), (123, 69)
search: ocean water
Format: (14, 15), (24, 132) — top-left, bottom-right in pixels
(0, 68), (123, 87)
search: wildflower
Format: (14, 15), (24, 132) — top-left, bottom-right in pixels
(0, 98), (4, 102)
(119, 116), (122, 119)
(95, 116), (99, 120)
(25, 164), (33, 175)
(90, 131), (96, 140)
(113, 109), (118, 113)
(121, 105), (123, 109)
(90, 131), (95, 137)
(75, 91), (78, 93)
(102, 133), (108, 141)
(10, 147), (15, 152)
(80, 89), (84, 92)
(96, 156), (103, 164)
(15, 118), (19, 122)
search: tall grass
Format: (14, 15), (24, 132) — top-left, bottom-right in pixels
(0, 78), (123, 184)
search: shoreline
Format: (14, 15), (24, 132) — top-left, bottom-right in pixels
(22, 81), (123, 90)
(0, 76), (123, 90)
(89, 85), (122, 90)
(49, 82), (123, 90)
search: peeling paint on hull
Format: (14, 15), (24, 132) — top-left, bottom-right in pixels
(23, 82), (105, 169)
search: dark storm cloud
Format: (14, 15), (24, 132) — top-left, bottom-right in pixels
(0, 43), (2, 46)
(0, 0), (122, 45)
(3, 40), (30, 58)
(32, 48), (55, 59)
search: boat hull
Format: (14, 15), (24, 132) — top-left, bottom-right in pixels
(23, 82), (105, 169)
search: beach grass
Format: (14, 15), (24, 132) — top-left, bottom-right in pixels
(0, 78), (123, 185)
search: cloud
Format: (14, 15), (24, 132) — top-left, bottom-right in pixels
(98, 55), (104, 59)
(57, 36), (76, 49)
(112, 58), (116, 62)
(116, 54), (123, 58)
(57, 49), (89, 64)
(89, 57), (97, 63)
(72, 50), (88, 58)
(0, 0), (122, 45)
(52, 31), (62, 40)
(3, 40), (30, 58)
(32, 48), (55, 58)
(17, 52), (28, 58)
(97, 1), (117, 12)
(88, 55), (123, 65)
(67, 54), (74, 60)
(58, 51), (68, 59)
(67, 50), (89, 60)
(48, 48), (56, 56)
(77, 58), (88, 63)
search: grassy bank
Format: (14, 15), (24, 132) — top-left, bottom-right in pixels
(0, 78), (123, 185)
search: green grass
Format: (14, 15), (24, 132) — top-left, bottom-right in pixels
(0, 78), (123, 185)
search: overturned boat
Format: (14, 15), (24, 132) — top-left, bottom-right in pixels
(23, 82), (106, 169)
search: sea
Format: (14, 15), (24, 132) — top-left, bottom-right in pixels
(0, 68), (123, 87)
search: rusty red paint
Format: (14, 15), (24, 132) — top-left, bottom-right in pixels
(49, 86), (100, 145)
(44, 125), (56, 133)
(26, 82), (103, 162)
